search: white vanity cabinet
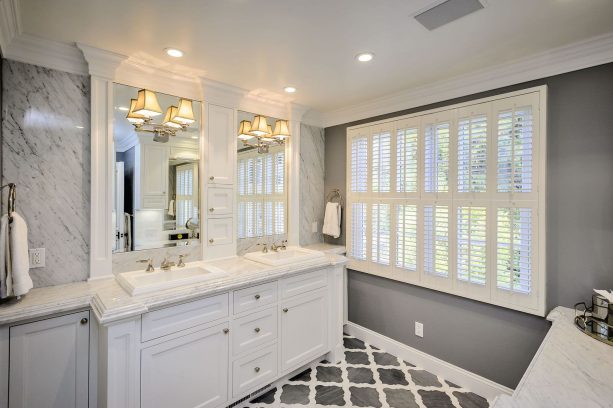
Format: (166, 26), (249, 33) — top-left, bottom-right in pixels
(206, 104), (235, 185)
(3, 310), (90, 408)
(135, 142), (170, 209)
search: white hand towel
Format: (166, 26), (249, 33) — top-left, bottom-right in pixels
(323, 202), (341, 239)
(9, 212), (32, 297)
(168, 200), (175, 216)
(0, 215), (12, 299)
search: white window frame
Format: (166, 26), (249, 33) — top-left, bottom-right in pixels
(346, 86), (547, 316)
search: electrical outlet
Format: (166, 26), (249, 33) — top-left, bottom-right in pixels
(29, 248), (45, 268)
(415, 321), (424, 338)
(312, 221), (318, 233)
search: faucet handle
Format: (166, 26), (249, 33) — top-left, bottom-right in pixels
(177, 254), (186, 268)
(257, 243), (268, 253)
(138, 258), (154, 272)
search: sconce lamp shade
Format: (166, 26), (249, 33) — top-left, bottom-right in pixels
(272, 119), (290, 140)
(238, 120), (253, 140)
(162, 106), (183, 129)
(250, 115), (269, 136)
(126, 99), (146, 124)
(134, 89), (163, 117)
(174, 98), (195, 125)
(261, 124), (275, 142)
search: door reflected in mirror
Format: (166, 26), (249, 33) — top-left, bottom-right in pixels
(236, 111), (288, 254)
(113, 83), (201, 253)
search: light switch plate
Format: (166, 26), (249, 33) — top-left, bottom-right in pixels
(415, 321), (424, 338)
(312, 221), (318, 233)
(29, 248), (45, 268)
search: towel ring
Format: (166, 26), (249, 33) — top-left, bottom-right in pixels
(326, 188), (343, 208)
(1, 183), (16, 223)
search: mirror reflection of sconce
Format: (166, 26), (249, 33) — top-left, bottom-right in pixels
(126, 89), (196, 142)
(238, 115), (290, 154)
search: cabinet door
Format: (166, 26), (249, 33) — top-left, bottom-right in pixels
(142, 144), (169, 196)
(280, 289), (328, 372)
(207, 104), (234, 185)
(9, 311), (90, 408)
(141, 322), (229, 408)
(207, 218), (233, 246)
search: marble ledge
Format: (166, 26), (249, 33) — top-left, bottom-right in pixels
(492, 306), (613, 408)
(304, 242), (346, 255)
(1, 253), (348, 327)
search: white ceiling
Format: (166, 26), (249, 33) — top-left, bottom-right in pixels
(18, 0), (613, 112)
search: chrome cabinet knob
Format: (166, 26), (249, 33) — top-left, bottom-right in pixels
(209, 176), (215, 181)
(209, 239), (214, 243)
(223, 328), (229, 334)
(254, 294), (261, 300)
(209, 208), (214, 212)
(80, 318), (88, 325)
(283, 308), (289, 313)
(254, 367), (260, 373)
(254, 327), (261, 333)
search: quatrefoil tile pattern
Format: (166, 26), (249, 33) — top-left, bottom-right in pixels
(242, 335), (489, 408)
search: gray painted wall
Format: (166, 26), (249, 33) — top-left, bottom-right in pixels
(325, 63), (613, 388)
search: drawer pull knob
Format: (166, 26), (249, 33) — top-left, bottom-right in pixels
(209, 176), (215, 181)
(254, 294), (261, 300)
(223, 328), (229, 334)
(254, 327), (261, 333)
(209, 208), (214, 212)
(209, 239), (214, 243)
(254, 367), (260, 373)
(283, 308), (289, 313)
(80, 318), (88, 325)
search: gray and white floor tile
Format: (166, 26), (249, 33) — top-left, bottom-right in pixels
(241, 335), (489, 408)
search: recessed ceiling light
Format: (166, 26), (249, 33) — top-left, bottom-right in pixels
(284, 86), (297, 94)
(356, 52), (374, 62)
(75, 125), (84, 129)
(165, 48), (184, 58)
(117, 106), (129, 111)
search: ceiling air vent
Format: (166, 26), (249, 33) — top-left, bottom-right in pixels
(414, 0), (484, 30)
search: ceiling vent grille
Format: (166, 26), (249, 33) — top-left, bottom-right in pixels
(414, 0), (484, 30)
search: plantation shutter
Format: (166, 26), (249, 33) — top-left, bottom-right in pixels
(423, 205), (450, 277)
(396, 204), (417, 271)
(424, 121), (450, 193)
(372, 130), (391, 193)
(456, 206), (487, 285)
(457, 115), (487, 193)
(396, 127), (419, 193)
(371, 203), (391, 265)
(496, 207), (532, 294)
(350, 203), (367, 260)
(351, 135), (368, 193)
(497, 106), (533, 193)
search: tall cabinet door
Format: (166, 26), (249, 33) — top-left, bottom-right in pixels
(9, 311), (90, 408)
(142, 144), (170, 196)
(141, 322), (230, 408)
(207, 104), (235, 185)
(280, 289), (328, 372)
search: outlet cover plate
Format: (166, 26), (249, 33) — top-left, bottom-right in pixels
(415, 321), (424, 338)
(29, 248), (45, 268)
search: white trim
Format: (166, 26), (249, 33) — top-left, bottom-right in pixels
(0, 0), (20, 55)
(322, 32), (613, 127)
(344, 321), (513, 401)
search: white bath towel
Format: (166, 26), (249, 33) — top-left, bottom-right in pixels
(8, 212), (32, 297)
(0, 215), (12, 299)
(168, 200), (175, 216)
(323, 202), (341, 239)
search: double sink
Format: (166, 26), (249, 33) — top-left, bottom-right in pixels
(116, 247), (327, 296)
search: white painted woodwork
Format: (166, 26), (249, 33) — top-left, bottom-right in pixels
(207, 217), (233, 246)
(0, 326), (8, 408)
(233, 282), (278, 315)
(327, 264), (345, 364)
(9, 311), (90, 408)
(206, 104), (235, 185)
(279, 269), (327, 299)
(232, 344), (278, 398)
(133, 143), (170, 210)
(141, 322), (229, 408)
(170, 146), (199, 161)
(280, 288), (328, 371)
(207, 187), (234, 217)
(141, 293), (229, 342)
(232, 307), (277, 356)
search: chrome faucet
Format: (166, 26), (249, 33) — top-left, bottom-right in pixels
(160, 257), (176, 271)
(257, 243), (269, 253)
(138, 258), (155, 273)
(177, 254), (186, 268)
(271, 240), (288, 252)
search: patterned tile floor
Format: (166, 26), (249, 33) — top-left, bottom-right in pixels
(242, 335), (489, 408)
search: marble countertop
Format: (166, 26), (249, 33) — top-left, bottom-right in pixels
(304, 242), (346, 255)
(493, 306), (613, 408)
(0, 252), (347, 327)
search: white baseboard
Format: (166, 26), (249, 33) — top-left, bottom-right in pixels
(344, 322), (514, 401)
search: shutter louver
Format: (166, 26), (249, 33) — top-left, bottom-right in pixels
(372, 203), (391, 265)
(351, 136), (368, 193)
(497, 107), (533, 193)
(425, 123), (450, 193)
(396, 127), (418, 193)
(372, 131), (391, 193)
(275, 152), (285, 194)
(497, 207), (532, 294)
(396, 204), (417, 271)
(351, 203), (367, 260)
(457, 206), (487, 285)
(424, 205), (450, 277)
(458, 116), (487, 193)
(274, 201), (285, 234)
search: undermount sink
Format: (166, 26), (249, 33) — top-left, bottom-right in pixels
(116, 265), (226, 296)
(244, 247), (327, 266)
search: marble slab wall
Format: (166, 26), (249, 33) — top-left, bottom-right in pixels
(299, 123), (325, 246)
(1, 59), (90, 287)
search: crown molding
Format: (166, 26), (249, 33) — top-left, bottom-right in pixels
(321, 31), (613, 127)
(77, 43), (127, 79)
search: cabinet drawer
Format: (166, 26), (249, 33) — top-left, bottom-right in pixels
(207, 218), (233, 246)
(279, 269), (327, 299)
(142, 195), (167, 209)
(232, 308), (277, 356)
(207, 187), (233, 217)
(233, 281), (278, 315)
(232, 344), (277, 397)
(142, 293), (229, 342)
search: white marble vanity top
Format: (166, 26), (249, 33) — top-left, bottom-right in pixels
(493, 306), (613, 408)
(0, 252), (347, 326)
(304, 242), (346, 255)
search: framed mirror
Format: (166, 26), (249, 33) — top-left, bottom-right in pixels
(112, 83), (202, 253)
(236, 111), (288, 254)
